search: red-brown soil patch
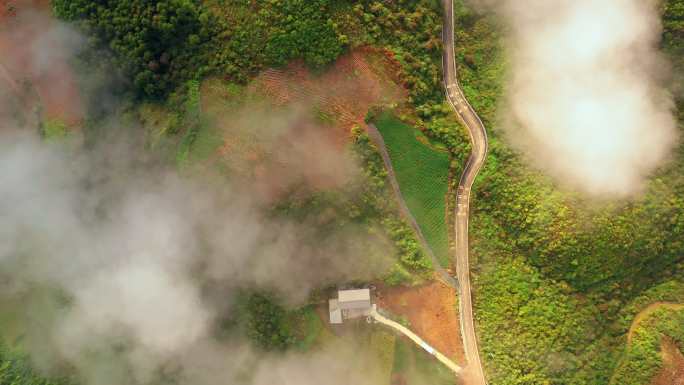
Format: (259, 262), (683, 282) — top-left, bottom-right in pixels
(249, 48), (406, 146)
(651, 337), (684, 385)
(0, 0), (84, 126)
(376, 280), (466, 365)
(201, 49), (406, 203)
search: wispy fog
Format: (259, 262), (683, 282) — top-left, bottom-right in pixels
(477, 0), (678, 196)
(0, 4), (393, 384)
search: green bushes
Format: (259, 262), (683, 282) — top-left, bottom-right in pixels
(0, 345), (64, 385)
(260, 0), (345, 67)
(475, 257), (617, 385)
(610, 307), (684, 385)
(54, 0), (221, 97)
(455, 0), (684, 382)
(54, 0), (348, 98)
(237, 292), (296, 351)
(342, 1), (444, 107)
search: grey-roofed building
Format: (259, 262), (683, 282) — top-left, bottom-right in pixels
(328, 299), (342, 324)
(338, 288), (371, 310)
(329, 288), (373, 324)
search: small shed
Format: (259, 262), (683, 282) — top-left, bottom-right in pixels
(329, 288), (373, 324)
(328, 299), (342, 324)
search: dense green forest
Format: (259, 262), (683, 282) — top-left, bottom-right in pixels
(53, 0), (222, 97)
(53, 0), (351, 97)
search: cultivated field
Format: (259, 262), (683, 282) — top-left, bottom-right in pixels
(373, 112), (451, 266)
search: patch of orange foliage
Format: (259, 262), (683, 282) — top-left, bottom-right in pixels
(0, 0), (84, 126)
(200, 49), (407, 203)
(250, 48), (406, 146)
(376, 280), (466, 365)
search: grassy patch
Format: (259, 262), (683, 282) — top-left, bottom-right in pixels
(186, 122), (223, 164)
(392, 336), (455, 385)
(369, 329), (397, 385)
(373, 112), (450, 266)
(138, 103), (180, 147)
(41, 119), (69, 140)
(176, 80), (224, 168)
(0, 299), (23, 349)
(289, 306), (330, 351)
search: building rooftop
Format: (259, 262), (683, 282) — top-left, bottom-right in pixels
(328, 299), (342, 324)
(338, 288), (371, 303)
(338, 288), (371, 310)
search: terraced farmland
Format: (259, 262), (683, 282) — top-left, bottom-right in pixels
(373, 112), (451, 266)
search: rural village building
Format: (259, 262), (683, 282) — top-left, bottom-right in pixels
(328, 288), (373, 324)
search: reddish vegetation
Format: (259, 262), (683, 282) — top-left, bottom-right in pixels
(376, 280), (466, 365)
(251, 48), (406, 145)
(651, 338), (684, 385)
(202, 49), (407, 203)
(0, 0), (83, 126)
(249, 121), (359, 202)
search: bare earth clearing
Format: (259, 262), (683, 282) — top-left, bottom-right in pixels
(651, 337), (684, 385)
(0, 0), (83, 126)
(377, 281), (466, 365)
(253, 48), (406, 143)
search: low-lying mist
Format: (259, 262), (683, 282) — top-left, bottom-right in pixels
(478, 0), (678, 196)
(0, 5), (394, 385)
(0, 124), (393, 385)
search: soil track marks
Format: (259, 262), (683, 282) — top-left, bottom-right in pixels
(198, 49), (406, 201)
(252, 48), (406, 144)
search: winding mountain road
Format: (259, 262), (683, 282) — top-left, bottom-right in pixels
(365, 2), (489, 382)
(442, 0), (489, 384)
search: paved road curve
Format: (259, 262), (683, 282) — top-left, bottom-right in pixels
(442, 0), (489, 384)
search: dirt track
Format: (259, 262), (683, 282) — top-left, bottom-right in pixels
(628, 302), (684, 343)
(651, 337), (684, 385)
(615, 302), (684, 385)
